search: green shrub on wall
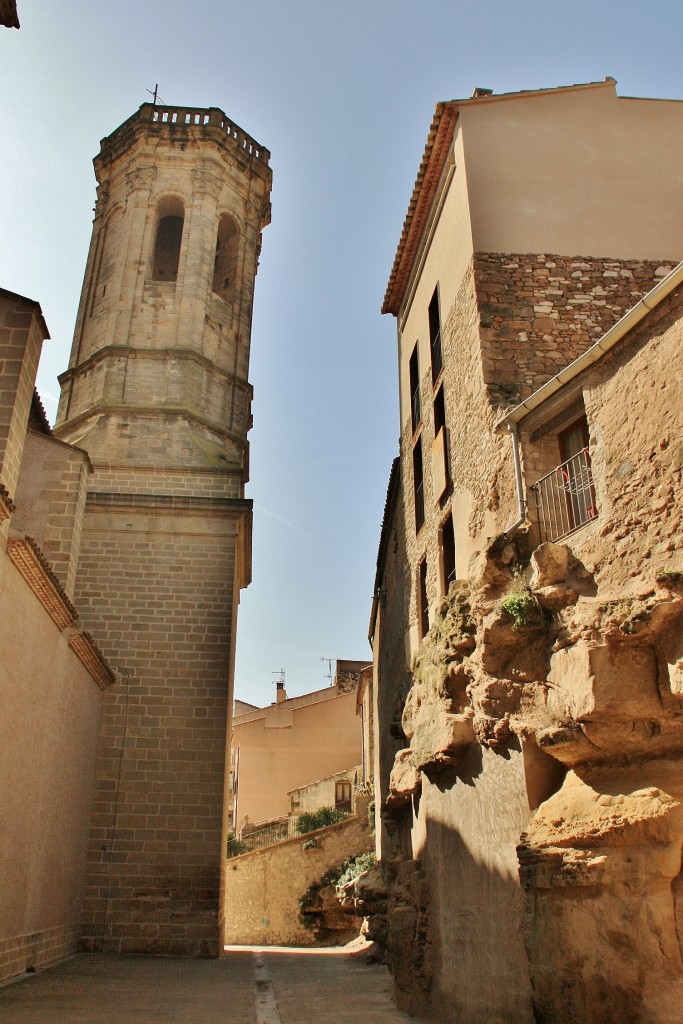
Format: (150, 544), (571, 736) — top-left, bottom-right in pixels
(295, 806), (350, 835)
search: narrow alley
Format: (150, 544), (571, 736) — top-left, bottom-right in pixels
(0, 946), (426, 1023)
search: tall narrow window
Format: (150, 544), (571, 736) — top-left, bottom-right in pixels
(432, 384), (449, 503)
(429, 286), (442, 384)
(418, 558), (429, 639)
(409, 344), (420, 434)
(413, 438), (424, 533)
(151, 197), (184, 281)
(440, 515), (456, 594)
(212, 214), (239, 301)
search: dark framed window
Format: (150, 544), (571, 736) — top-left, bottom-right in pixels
(440, 514), (456, 594)
(418, 558), (429, 639)
(413, 438), (424, 533)
(409, 344), (420, 434)
(429, 287), (442, 384)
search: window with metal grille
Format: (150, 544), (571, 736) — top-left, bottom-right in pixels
(530, 416), (598, 542)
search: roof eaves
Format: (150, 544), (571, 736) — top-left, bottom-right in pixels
(381, 79), (616, 319)
(382, 102), (459, 316)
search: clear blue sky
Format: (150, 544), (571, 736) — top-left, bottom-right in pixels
(2, 0), (682, 706)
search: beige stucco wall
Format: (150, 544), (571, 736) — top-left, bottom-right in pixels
(461, 82), (683, 260)
(0, 556), (103, 982)
(233, 689), (362, 826)
(223, 815), (372, 946)
(397, 121), (473, 428)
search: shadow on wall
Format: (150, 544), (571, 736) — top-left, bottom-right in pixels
(386, 739), (537, 1024)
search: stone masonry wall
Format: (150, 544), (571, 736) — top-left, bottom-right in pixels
(223, 816), (373, 946)
(401, 263), (517, 636)
(401, 254), (674, 642)
(558, 284), (683, 594)
(475, 253), (673, 405)
(77, 502), (240, 956)
(385, 287), (683, 1024)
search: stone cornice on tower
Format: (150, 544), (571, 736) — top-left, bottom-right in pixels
(96, 103), (271, 227)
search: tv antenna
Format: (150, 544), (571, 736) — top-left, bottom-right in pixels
(146, 83), (165, 106)
(320, 657), (334, 686)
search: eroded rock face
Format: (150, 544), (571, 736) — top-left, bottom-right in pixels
(383, 533), (683, 1024)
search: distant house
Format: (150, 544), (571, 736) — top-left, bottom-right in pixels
(231, 660), (365, 830)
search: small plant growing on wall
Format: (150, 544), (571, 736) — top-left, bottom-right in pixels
(500, 564), (540, 627)
(227, 832), (247, 858)
(501, 590), (539, 627)
(295, 806), (350, 835)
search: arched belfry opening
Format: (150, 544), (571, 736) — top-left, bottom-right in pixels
(151, 196), (184, 281)
(212, 214), (239, 301)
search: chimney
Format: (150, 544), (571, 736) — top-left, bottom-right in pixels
(276, 681), (287, 704)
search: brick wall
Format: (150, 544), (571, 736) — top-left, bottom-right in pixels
(223, 816), (372, 946)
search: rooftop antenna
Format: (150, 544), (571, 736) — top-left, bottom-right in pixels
(320, 657), (334, 686)
(272, 668), (285, 691)
(146, 83), (165, 106)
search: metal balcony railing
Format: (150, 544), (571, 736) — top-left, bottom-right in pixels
(229, 818), (297, 856)
(530, 447), (598, 543)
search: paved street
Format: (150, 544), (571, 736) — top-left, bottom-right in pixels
(0, 945), (425, 1023)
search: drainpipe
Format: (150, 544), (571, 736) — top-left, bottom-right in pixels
(504, 422), (526, 539)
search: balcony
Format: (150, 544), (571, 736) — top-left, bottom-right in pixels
(530, 447), (597, 543)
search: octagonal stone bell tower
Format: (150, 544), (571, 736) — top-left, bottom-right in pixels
(54, 103), (271, 955)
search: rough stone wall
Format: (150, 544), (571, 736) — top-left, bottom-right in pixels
(401, 263), (516, 638)
(400, 253), (672, 645)
(223, 816), (372, 946)
(382, 290), (683, 1023)
(475, 253), (672, 404)
(559, 285), (683, 594)
(372, 465), (412, 861)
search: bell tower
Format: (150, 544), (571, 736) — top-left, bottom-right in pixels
(54, 104), (271, 955)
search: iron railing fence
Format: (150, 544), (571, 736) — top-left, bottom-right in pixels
(229, 817), (297, 857)
(530, 447), (598, 543)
